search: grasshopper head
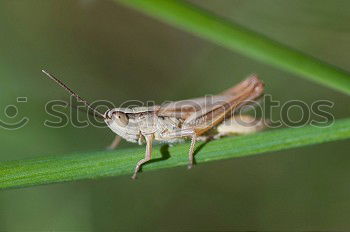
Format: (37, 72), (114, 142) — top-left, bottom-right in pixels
(104, 108), (140, 143)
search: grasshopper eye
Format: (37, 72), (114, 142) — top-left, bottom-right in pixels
(113, 112), (129, 127)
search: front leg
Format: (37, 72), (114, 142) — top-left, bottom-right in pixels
(132, 134), (154, 179)
(106, 135), (122, 150)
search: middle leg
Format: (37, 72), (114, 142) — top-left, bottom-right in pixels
(188, 133), (197, 169)
(158, 128), (197, 169)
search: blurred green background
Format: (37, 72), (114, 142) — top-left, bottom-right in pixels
(1, 0), (350, 231)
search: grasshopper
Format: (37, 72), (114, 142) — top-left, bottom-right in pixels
(42, 70), (265, 179)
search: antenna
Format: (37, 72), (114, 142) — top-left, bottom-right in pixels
(42, 70), (105, 119)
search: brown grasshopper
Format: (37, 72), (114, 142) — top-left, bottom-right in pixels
(42, 70), (265, 179)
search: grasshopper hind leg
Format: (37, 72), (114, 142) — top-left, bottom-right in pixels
(215, 115), (266, 139)
(196, 115), (266, 141)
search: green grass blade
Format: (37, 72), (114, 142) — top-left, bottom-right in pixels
(115, 0), (350, 95)
(1, 118), (350, 189)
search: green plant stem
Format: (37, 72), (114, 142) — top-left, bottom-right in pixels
(115, 0), (350, 95)
(1, 118), (350, 189)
